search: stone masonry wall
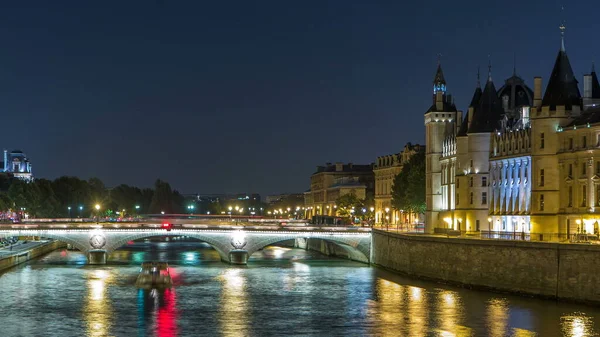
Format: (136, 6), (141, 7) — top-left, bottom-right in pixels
(0, 241), (66, 272)
(372, 230), (600, 303)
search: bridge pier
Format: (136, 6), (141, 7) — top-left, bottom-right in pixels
(88, 250), (107, 265)
(228, 250), (248, 265)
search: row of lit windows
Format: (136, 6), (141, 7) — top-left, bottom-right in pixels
(455, 176), (487, 188)
(566, 185), (600, 207)
(456, 192), (487, 205)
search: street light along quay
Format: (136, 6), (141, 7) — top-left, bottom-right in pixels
(94, 204), (101, 222)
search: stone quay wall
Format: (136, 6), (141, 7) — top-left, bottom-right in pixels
(0, 241), (66, 272)
(372, 229), (600, 303)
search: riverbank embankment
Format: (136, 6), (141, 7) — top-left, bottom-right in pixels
(0, 241), (66, 272)
(372, 229), (600, 304)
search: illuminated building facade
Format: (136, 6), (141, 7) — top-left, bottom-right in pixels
(1, 150), (33, 181)
(425, 27), (600, 238)
(374, 143), (424, 225)
(304, 162), (374, 217)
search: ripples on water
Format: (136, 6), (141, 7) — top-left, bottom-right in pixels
(0, 241), (599, 337)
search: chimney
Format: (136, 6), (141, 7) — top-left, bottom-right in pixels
(584, 74), (592, 98)
(533, 77), (542, 107)
(335, 162), (343, 172)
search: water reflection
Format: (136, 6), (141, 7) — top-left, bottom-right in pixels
(562, 313), (597, 337)
(218, 269), (248, 337)
(487, 298), (509, 337)
(408, 286), (427, 336)
(3, 242), (600, 336)
(83, 269), (113, 337)
(135, 288), (179, 337)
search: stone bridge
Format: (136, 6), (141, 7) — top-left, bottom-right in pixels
(0, 228), (372, 265)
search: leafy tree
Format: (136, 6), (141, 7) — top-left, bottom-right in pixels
(335, 191), (364, 218)
(34, 179), (61, 217)
(149, 179), (177, 214)
(391, 151), (426, 215)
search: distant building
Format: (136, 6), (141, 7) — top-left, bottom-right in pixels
(187, 193), (261, 203)
(304, 162), (374, 218)
(265, 193), (304, 205)
(1, 150), (32, 181)
(374, 143), (424, 224)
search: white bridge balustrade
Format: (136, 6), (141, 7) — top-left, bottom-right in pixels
(0, 225), (372, 265)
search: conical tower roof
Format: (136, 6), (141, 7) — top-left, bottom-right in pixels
(433, 64), (446, 86)
(541, 25), (581, 109)
(468, 67), (504, 133)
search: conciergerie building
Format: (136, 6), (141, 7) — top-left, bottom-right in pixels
(425, 25), (600, 238)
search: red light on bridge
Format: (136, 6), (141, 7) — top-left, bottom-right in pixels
(162, 223), (172, 231)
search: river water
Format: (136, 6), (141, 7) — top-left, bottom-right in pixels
(0, 240), (599, 337)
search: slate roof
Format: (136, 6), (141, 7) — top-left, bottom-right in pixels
(468, 77), (504, 133)
(457, 114), (469, 137)
(433, 64), (446, 85)
(591, 69), (600, 98)
(497, 75), (534, 112)
(541, 49), (581, 109)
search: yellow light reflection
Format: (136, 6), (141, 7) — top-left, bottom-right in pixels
(366, 278), (405, 337)
(436, 290), (472, 337)
(561, 314), (596, 337)
(84, 269), (113, 337)
(486, 298), (508, 337)
(218, 269), (248, 337)
(407, 286), (428, 336)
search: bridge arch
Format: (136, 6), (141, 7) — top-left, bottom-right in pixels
(244, 233), (371, 263)
(105, 231), (232, 262)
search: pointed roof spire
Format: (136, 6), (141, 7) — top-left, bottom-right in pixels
(433, 54), (446, 85)
(469, 67), (483, 108)
(560, 21), (566, 52)
(541, 26), (581, 109)
(593, 61), (596, 73)
(487, 56), (492, 82)
(560, 6), (566, 52)
(468, 72), (503, 133)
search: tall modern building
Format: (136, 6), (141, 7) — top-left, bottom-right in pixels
(425, 26), (600, 238)
(1, 150), (33, 181)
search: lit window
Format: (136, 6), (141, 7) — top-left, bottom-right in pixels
(540, 194), (545, 211)
(568, 186), (573, 207)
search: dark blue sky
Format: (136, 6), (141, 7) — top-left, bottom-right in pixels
(0, 1), (598, 196)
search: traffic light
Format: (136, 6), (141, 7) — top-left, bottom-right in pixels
(162, 223), (172, 231)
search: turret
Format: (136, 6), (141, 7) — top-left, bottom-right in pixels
(424, 60), (458, 233)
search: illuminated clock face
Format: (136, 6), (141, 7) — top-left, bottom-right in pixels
(231, 236), (246, 249)
(89, 234), (106, 249)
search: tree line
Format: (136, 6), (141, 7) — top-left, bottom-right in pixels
(0, 175), (186, 219)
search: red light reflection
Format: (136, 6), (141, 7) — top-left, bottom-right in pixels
(157, 288), (178, 337)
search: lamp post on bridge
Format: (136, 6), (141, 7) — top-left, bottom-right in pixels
(67, 206), (71, 220)
(79, 206), (83, 219)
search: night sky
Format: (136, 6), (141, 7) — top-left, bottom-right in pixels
(0, 1), (598, 196)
